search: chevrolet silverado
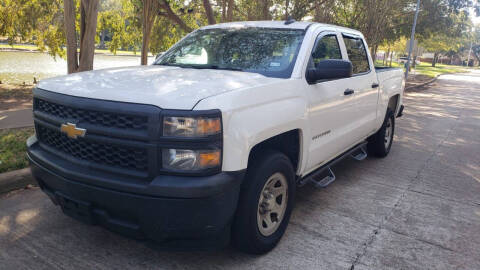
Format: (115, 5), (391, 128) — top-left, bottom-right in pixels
(27, 20), (404, 254)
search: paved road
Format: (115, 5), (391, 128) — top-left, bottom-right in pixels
(1, 71), (479, 269)
(0, 109), (33, 129)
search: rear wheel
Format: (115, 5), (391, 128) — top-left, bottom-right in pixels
(368, 108), (395, 158)
(232, 150), (295, 254)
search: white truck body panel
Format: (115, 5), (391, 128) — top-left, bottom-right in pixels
(37, 21), (404, 177)
(38, 65), (283, 110)
(196, 22), (404, 174)
(376, 68), (406, 119)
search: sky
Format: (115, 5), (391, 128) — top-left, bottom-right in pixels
(470, 8), (480, 28)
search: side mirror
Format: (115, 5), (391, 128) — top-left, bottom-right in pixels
(306, 59), (353, 84)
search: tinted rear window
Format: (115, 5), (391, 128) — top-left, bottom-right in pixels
(343, 36), (370, 74)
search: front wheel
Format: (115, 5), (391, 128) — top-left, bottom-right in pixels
(368, 108), (395, 157)
(232, 150), (295, 254)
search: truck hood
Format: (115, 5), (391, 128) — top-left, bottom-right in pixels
(37, 65), (282, 110)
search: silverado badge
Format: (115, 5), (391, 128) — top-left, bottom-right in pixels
(60, 123), (86, 139)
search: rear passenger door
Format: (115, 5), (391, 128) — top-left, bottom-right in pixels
(340, 34), (379, 142)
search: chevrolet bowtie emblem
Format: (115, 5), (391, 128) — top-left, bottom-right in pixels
(60, 123), (86, 139)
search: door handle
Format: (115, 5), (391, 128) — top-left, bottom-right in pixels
(344, 89), (355, 95)
(372, 83), (379, 88)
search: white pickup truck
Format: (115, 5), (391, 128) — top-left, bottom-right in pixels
(27, 21), (404, 254)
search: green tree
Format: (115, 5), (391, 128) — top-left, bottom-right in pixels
(0, 0), (65, 58)
(97, 0), (142, 54)
(419, 6), (473, 66)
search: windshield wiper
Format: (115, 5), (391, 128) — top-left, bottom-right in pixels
(156, 63), (242, 71)
(207, 65), (243, 71)
(155, 63), (182, 67)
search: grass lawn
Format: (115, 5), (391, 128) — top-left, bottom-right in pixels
(93, 48), (140, 56)
(0, 127), (34, 173)
(375, 60), (468, 78)
(414, 63), (468, 77)
(0, 44), (38, 51)
(375, 60), (403, 68)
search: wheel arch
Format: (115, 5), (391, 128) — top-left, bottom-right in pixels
(247, 129), (304, 175)
(388, 94), (400, 114)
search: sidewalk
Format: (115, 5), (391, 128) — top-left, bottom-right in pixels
(1, 71), (479, 269)
(0, 109), (33, 129)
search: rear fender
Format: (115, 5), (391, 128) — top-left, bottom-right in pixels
(376, 70), (405, 128)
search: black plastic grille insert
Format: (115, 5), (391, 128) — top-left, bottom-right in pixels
(34, 98), (148, 130)
(36, 125), (148, 172)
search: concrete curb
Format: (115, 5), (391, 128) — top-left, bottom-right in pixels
(0, 167), (36, 195)
(405, 75), (439, 91)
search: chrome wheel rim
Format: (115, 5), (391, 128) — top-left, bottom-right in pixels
(257, 172), (288, 237)
(384, 118), (393, 149)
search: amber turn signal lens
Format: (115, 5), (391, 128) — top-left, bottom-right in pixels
(199, 150), (221, 167)
(162, 149), (221, 171)
(197, 118), (221, 135)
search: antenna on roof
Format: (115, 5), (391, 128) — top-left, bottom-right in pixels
(285, 16), (296, 25)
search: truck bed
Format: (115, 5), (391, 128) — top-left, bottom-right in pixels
(374, 66), (402, 72)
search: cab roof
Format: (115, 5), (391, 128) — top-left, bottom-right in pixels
(199, 21), (363, 36)
(200, 21), (313, 30)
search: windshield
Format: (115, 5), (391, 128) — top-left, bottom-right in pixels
(155, 27), (305, 78)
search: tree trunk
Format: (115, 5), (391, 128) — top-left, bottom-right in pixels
(141, 33), (150, 65)
(141, 1), (150, 66)
(389, 51), (393, 67)
(370, 45), (378, 63)
(63, 0), (98, 73)
(385, 48), (391, 65)
(432, 53), (438, 67)
(203, 0), (216, 25)
(473, 52), (480, 66)
(64, 0), (78, 74)
(262, 0), (270, 20)
(78, 0), (99, 72)
(226, 0), (234, 21)
(285, 0), (290, 20)
(221, 0), (226, 22)
(100, 29), (106, 49)
(383, 49), (389, 65)
(141, 0), (158, 65)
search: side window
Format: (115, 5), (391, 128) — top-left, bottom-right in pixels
(343, 36), (370, 74)
(311, 34), (342, 66)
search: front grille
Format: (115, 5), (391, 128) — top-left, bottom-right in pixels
(34, 98), (148, 130)
(36, 125), (148, 172)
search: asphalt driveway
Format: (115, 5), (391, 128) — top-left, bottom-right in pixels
(1, 71), (479, 269)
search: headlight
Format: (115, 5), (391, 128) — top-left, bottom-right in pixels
(163, 116), (221, 137)
(162, 149), (221, 171)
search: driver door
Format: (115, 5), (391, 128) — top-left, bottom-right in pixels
(304, 31), (358, 173)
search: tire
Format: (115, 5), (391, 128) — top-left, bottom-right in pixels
(232, 149), (295, 254)
(368, 108), (395, 158)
